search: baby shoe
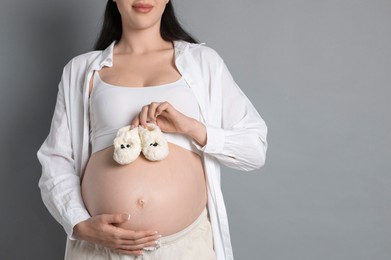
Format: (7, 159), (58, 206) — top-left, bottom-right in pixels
(139, 123), (169, 161)
(113, 125), (142, 165)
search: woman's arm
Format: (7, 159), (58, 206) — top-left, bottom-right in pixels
(37, 62), (160, 255)
(37, 64), (91, 238)
(130, 48), (267, 172)
(191, 49), (268, 172)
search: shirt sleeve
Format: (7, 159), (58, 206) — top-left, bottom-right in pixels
(192, 50), (268, 172)
(37, 64), (90, 240)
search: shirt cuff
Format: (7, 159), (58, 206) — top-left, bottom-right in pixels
(192, 124), (225, 154)
(63, 208), (91, 240)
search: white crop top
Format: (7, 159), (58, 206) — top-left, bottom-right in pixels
(89, 72), (201, 155)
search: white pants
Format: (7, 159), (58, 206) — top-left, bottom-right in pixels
(64, 208), (216, 260)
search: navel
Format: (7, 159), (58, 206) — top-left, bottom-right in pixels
(137, 198), (146, 209)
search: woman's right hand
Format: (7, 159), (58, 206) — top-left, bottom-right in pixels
(73, 213), (161, 255)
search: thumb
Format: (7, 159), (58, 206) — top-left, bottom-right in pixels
(104, 213), (131, 224)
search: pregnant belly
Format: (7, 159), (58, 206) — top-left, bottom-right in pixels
(81, 143), (207, 236)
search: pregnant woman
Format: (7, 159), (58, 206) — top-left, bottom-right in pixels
(37, 1), (268, 259)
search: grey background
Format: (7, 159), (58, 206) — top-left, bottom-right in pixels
(1, 0), (390, 259)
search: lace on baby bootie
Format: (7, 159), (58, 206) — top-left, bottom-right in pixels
(139, 123), (169, 161)
(113, 125), (142, 165)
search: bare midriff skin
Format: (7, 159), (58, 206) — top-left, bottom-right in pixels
(81, 143), (207, 236)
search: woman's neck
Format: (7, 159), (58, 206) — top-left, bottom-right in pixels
(116, 24), (171, 55)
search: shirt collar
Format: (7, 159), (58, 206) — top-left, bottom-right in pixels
(96, 40), (199, 69)
(98, 40), (116, 68)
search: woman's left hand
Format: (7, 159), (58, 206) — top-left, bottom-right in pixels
(130, 101), (207, 146)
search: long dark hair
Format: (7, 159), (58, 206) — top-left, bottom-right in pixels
(94, 1), (198, 50)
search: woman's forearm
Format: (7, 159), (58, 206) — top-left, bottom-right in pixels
(186, 118), (207, 147)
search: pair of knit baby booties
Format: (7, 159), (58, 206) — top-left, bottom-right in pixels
(113, 123), (169, 165)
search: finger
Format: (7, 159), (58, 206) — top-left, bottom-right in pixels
(139, 105), (150, 128)
(118, 233), (161, 246)
(117, 239), (160, 250)
(101, 213), (130, 225)
(119, 230), (159, 241)
(115, 249), (144, 256)
(155, 101), (172, 117)
(101, 230), (158, 251)
(130, 116), (139, 129)
(147, 102), (160, 123)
